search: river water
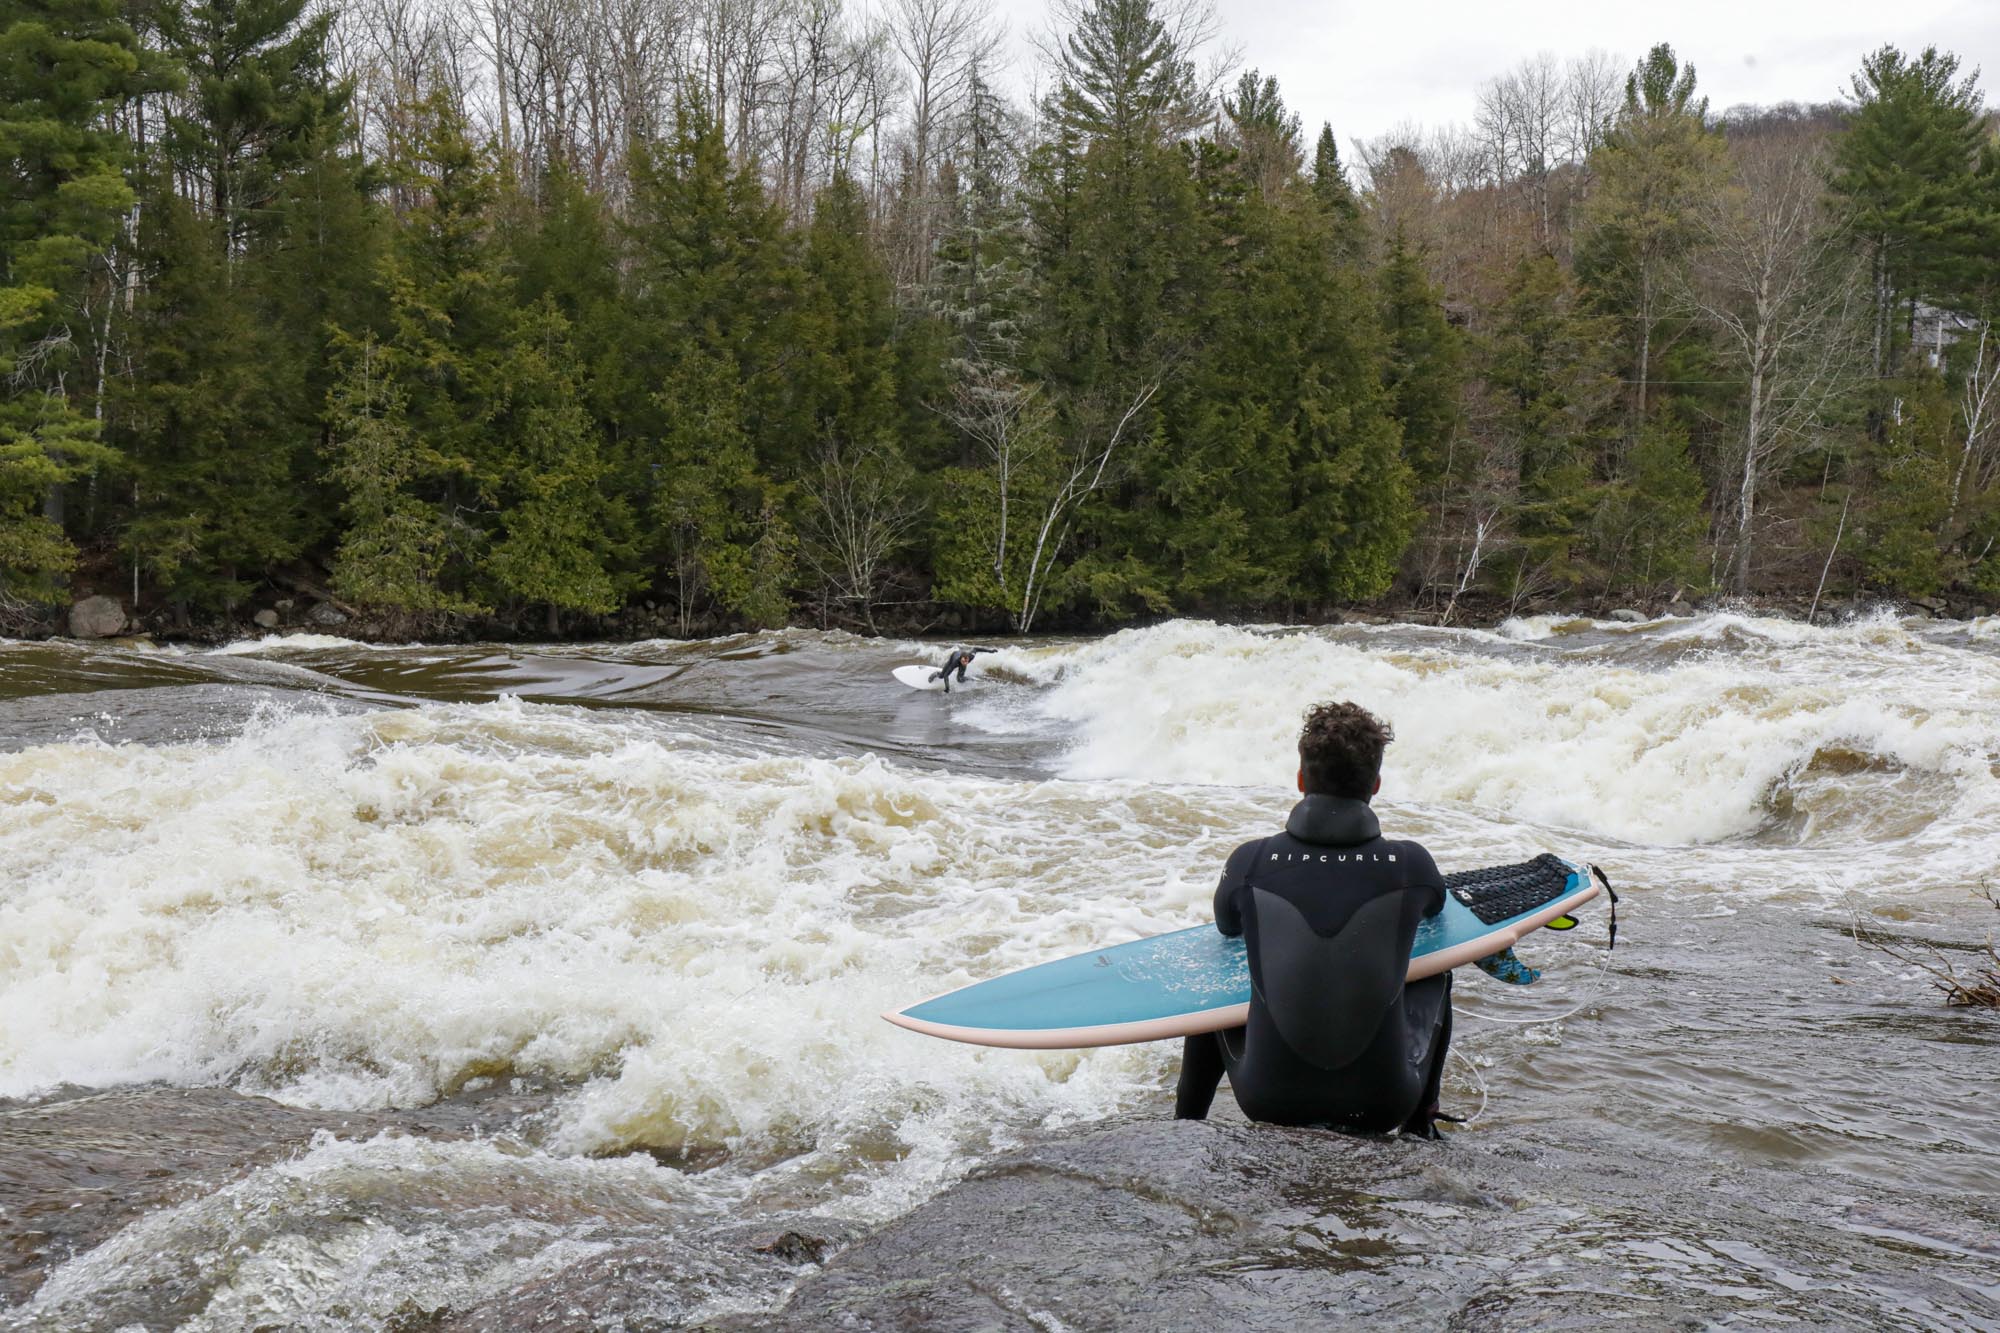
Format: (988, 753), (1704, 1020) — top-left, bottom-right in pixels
(2, 614), (1997, 1329)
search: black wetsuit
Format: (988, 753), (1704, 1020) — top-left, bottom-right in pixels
(929, 648), (981, 688)
(1174, 794), (1454, 1136)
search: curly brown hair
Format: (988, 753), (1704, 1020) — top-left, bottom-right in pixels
(1298, 701), (1393, 798)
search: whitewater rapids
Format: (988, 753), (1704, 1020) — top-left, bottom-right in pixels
(2, 613), (1997, 1328)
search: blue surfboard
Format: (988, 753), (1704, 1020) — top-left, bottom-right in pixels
(886, 854), (1601, 1049)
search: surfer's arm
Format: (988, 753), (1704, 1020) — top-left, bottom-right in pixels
(1402, 844), (1448, 918)
(1211, 842), (1258, 938)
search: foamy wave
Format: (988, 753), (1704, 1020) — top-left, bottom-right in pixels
(208, 632), (373, 655)
(1495, 614), (1604, 640)
(14, 1132), (753, 1329)
(971, 620), (2000, 848)
(0, 699), (1237, 1168)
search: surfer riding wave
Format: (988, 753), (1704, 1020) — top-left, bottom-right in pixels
(929, 647), (989, 692)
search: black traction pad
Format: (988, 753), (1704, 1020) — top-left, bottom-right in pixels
(1445, 853), (1577, 925)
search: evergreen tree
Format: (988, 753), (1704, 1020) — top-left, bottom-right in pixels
(1591, 418), (1710, 592)
(626, 103), (800, 628)
(324, 88), (505, 612)
(796, 175), (922, 628)
(1378, 227), (1462, 500)
(1222, 69), (1303, 199)
(1482, 255), (1619, 589)
(0, 0), (149, 595)
(929, 63), (1032, 372)
(1257, 198), (1414, 605)
(255, 116), (384, 550)
(1856, 376), (1957, 594)
(647, 346), (790, 632)
(1310, 122), (1362, 258)
(1831, 46), (1987, 375)
(117, 190), (309, 610)
(155, 0), (349, 248)
(322, 332), (469, 612)
(508, 159), (627, 427)
(1045, 0), (1208, 148)
(1576, 43), (1726, 440)
(485, 301), (621, 631)
(119, 0), (365, 610)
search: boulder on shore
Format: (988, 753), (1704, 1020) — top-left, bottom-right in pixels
(252, 609), (280, 629)
(1608, 608), (1645, 623)
(307, 601), (348, 627)
(66, 595), (126, 639)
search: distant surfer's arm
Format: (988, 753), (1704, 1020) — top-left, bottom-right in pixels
(1212, 842), (1258, 938)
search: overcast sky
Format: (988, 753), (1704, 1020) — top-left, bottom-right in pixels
(973, 0), (2000, 149)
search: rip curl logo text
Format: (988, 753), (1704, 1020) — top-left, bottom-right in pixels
(1268, 852), (1398, 863)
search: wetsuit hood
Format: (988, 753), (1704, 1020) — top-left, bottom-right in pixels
(1285, 794), (1379, 847)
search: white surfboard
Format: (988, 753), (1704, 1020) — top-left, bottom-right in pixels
(893, 664), (970, 692)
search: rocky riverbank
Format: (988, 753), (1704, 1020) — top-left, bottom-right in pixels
(8, 584), (1990, 650)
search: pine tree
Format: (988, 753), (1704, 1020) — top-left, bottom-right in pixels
(1831, 46), (1987, 375)
(119, 0), (364, 611)
(1045, 0), (1208, 149)
(1576, 43), (1727, 439)
(154, 0), (350, 248)
(1221, 69), (1303, 200)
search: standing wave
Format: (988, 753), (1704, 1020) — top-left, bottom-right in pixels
(0, 698), (1278, 1211)
(970, 618), (2000, 849)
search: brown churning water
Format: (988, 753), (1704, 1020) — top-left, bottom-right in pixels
(2, 615), (1997, 1327)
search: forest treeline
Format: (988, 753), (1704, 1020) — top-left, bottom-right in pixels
(4, 0), (1999, 636)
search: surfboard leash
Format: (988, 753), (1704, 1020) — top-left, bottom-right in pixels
(1590, 863), (1619, 952)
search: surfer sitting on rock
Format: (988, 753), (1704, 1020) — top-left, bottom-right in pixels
(928, 647), (986, 691)
(1174, 701), (1458, 1138)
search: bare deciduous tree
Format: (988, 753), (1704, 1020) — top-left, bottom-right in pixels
(887, 0), (998, 286)
(799, 434), (921, 631)
(1949, 320), (2000, 537)
(1561, 50), (1623, 166)
(1477, 52), (1563, 247)
(1016, 379), (1158, 631)
(1685, 128), (1863, 594)
(941, 364), (1055, 599)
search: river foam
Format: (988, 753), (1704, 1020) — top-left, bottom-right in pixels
(4, 617), (1998, 1326)
(0, 698), (1252, 1204)
(965, 618), (2000, 855)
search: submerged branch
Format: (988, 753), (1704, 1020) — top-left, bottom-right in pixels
(1849, 885), (2000, 1008)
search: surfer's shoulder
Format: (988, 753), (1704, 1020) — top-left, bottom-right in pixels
(1221, 838), (1264, 877)
(1385, 838), (1442, 881)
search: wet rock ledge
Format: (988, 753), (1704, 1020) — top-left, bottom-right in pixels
(702, 1119), (1538, 1332)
